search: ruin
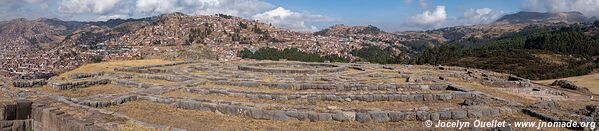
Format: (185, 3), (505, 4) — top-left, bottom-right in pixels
(1, 60), (597, 130)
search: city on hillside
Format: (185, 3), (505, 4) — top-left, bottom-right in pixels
(0, 0), (598, 130)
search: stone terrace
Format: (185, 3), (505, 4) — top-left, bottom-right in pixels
(1, 60), (598, 130)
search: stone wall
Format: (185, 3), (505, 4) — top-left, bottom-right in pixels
(138, 75), (190, 82)
(30, 103), (108, 131)
(522, 108), (589, 130)
(211, 81), (449, 91)
(50, 79), (111, 90)
(112, 79), (156, 89)
(69, 72), (105, 79)
(184, 88), (476, 102)
(78, 95), (138, 108)
(0, 120), (32, 131)
(12, 79), (47, 88)
(168, 97), (514, 123)
(0, 100), (33, 131)
(114, 61), (195, 73)
(238, 62), (347, 74)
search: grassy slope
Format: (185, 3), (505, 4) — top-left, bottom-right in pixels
(535, 70), (599, 94)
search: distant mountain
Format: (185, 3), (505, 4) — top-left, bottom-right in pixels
(495, 11), (596, 24)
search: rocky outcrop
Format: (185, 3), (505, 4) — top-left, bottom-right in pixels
(551, 80), (591, 94)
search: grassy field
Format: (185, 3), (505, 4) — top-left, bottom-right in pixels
(52, 59), (178, 80)
(536, 71), (599, 94)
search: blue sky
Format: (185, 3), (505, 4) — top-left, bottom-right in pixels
(1, 0), (598, 32)
(261, 0), (524, 31)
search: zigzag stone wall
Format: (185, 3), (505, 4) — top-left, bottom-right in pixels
(238, 62), (347, 74)
(162, 96), (515, 123)
(211, 81), (449, 91)
(114, 61), (196, 73)
(183, 87), (476, 102)
(50, 79), (111, 90)
(78, 95), (139, 108)
(112, 79), (156, 89)
(12, 79), (47, 88)
(137, 75), (190, 82)
(69, 72), (105, 79)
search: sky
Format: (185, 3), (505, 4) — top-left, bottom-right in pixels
(1, 0), (599, 32)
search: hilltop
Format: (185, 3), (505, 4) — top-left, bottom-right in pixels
(496, 11), (596, 24)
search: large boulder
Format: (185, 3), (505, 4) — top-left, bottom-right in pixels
(369, 111), (390, 122)
(356, 113), (372, 123)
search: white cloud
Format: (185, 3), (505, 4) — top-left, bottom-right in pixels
(523, 0), (599, 17)
(458, 8), (505, 25)
(253, 7), (333, 32)
(135, 0), (180, 14)
(58, 0), (123, 14)
(135, 0), (273, 17)
(411, 6), (447, 25)
(403, 6), (505, 31)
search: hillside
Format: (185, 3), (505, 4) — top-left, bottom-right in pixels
(0, 13), (406, 79)
(536, 70), (599, 94)
(415, 24), (599, 80)
(396, 11), (597, 51)
(495, 11), (596, 24)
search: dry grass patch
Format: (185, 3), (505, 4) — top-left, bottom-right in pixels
(53, 59), (178, 80)
(344, 68), (365, 75)
(452, 81), (537, 105)
(191, 72), (209, 75)
(536, 72), (599, 94)
(117, 121), (164, 131)
(29, 84), (134, 98)
(106, 100), (419, 130)
(130, 78), (174, 85)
